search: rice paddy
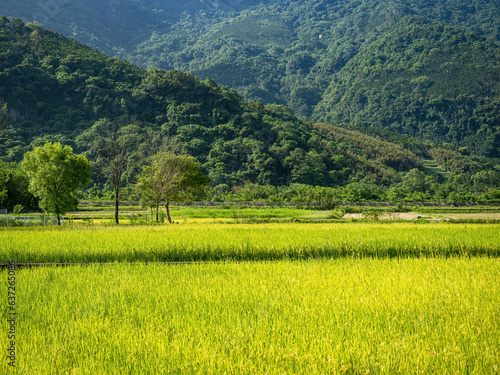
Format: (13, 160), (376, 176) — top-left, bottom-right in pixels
(1, 222), (499, 263)
(2, 259), (499, 374)
(1, 219), (499, 373)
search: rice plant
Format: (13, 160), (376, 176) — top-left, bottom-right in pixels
(2, 259), (498, 374)
(1, 223), (499, 263)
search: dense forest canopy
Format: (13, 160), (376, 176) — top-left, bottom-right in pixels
(1, 0), (499, 155)
(0, 5), (499, 208)
(313, 18), (500, 157)
(0, 0), (269, 57)
(0, 19), (416, 190)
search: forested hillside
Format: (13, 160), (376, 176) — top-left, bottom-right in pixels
(0, 0), (267, 57)
(0, 19), (414, 189)
(313, 18), (500, 157)
(0, 16), (499, 210)
(1, 0), (499, 156)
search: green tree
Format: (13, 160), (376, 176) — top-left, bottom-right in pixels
(22, 142), (91, 225)
(77, 117), (142, 224)
(0, 163), (39, 212)
(136, 152), (210, 223)
(402, 168), (427, 193)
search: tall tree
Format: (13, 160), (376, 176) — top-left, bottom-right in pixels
(77, 117), (142, 224)
(136, 152), (210, 223)
(22, 142), (91, 225)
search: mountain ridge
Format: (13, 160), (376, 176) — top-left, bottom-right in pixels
(0, 16), (499, 206)
(0, 19), (417, 189)
(3, 0), (494, 156)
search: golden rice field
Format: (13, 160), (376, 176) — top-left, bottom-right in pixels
(1, 222), (499, 263)
(1, 259), (499, 374)
(2, 222), (499, 373)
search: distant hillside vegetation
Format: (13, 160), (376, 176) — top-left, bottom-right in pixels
(1, 0), (499, 156)
(0, 19), (416, 189)
(312, 18), (500, 157)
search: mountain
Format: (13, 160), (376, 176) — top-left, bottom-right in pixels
(0, 19), (419, 190)
(1, 0), (499, 157)
(0, 0), (267, 58)
(1, 17), (499, 205)
(313, 17), (500, 158)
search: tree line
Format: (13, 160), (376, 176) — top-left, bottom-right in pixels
(4, 140), (209, 225)
(1, 139), (499, 225)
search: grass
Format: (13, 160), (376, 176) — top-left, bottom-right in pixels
(1, 223), (499, 263)
(70, 206), (336, 222)
(420, 159), (451, 180)
(2, 258), (499, 374)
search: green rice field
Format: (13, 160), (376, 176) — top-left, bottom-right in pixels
(2, 221), (499, 373)
(1, 223), (499, 263)
(2, 259), (499, 374)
